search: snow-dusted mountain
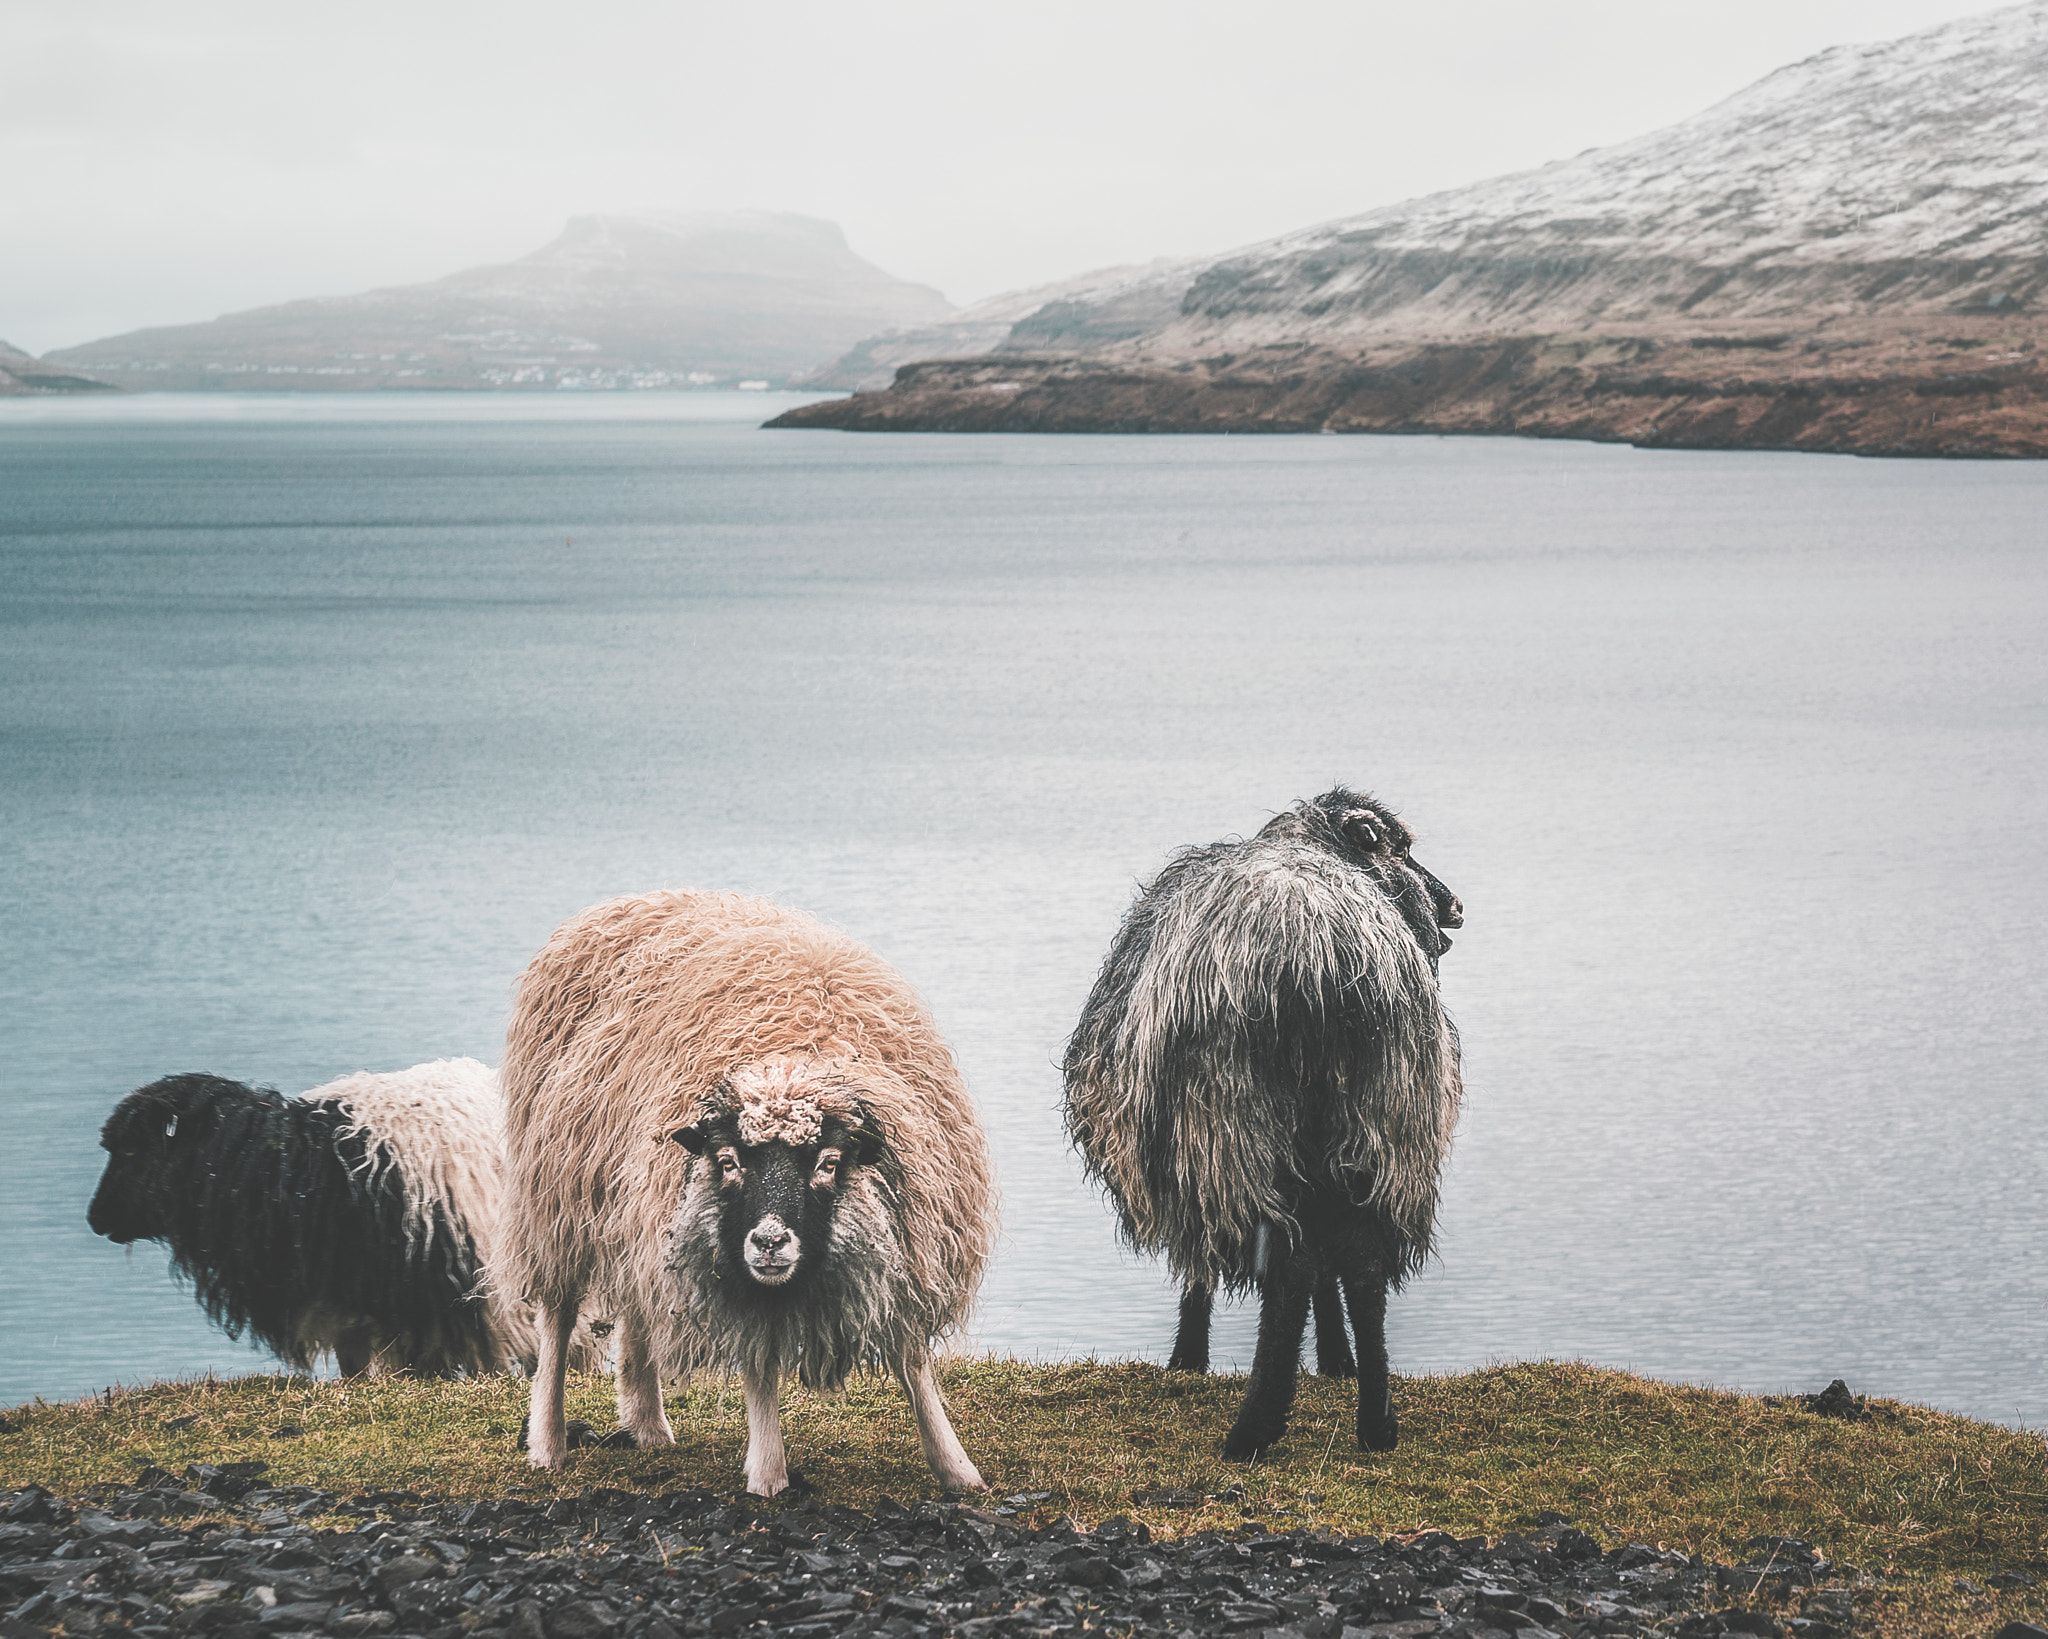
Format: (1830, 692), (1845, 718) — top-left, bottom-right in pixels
(780, 4), (2048, 457)
(45, 212), (952, 390)
(1143, 0), (2047, 346)
(819, 0), (2045, 368)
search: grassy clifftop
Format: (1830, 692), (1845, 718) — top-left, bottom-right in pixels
(4, 1360), (2043, 1633)
(7, 1360), (2044, 1568)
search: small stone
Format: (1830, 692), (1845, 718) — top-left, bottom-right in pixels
(1803, 1381), (1865, 1421)
(256, 1602), (331, 1628)
(372, 1555), (440, 1595)
(506, 1601), (548, 1639)
(545, 1599), (619, 1639)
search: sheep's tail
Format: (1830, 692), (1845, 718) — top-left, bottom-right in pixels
(1063, 840), (1462, 1291)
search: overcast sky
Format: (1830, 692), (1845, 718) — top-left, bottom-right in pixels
(0, 0), (2009, 355)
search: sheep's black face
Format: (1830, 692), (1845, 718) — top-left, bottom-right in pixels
(88, 1085), (190, 1244)
(1295, 787), (1464, 970)
(671, 1114), (870, 1296)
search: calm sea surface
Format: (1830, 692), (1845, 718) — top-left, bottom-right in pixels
(2, 392), (2043, 1425)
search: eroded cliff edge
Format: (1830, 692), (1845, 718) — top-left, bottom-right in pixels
(769, 323), (2048, 457)
(775, 4), (2048, 456)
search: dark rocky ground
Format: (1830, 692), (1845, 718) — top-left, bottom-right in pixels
(3, 1473), (2038, 1639)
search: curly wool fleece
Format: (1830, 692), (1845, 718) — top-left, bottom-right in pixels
(726, 1059), (860, 1148)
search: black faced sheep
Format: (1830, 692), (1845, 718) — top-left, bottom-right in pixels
(1062, 787), (1463, 1458)
(498, 890), (998, 1495)
(88, 1058), (601, 1377)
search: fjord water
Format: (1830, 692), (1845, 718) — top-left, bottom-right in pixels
(2, 393), (2043, 1425)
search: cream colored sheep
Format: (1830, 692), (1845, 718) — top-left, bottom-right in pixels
(499, 890), (997, 1494)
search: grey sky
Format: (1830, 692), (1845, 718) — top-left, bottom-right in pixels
(1, 0), (2005, 355)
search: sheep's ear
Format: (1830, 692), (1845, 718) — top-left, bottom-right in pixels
(843, 1121), (886, 1168)
(670, 1123), (708, 1154)
(1341, 809), (1384, 850)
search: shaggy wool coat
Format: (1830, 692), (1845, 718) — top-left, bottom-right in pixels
(1063, 830), (1462, 1293)
(496, 890), (997, 1384)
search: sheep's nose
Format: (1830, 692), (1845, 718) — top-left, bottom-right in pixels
(1438, 895), (1464, 929)
(749, 1222), (791, 1254)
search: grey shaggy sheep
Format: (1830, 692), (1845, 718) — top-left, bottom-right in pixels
(1063, 787), (1463, 1458)
(498, 890), (998, 1495)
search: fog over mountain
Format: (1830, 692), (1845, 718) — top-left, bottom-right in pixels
(782, 2), (2048, 457)
(45, 213), (953, 391)
(0, 340), (114, 396)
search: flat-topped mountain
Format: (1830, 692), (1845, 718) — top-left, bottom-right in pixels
(780, 3), (2048, 456)
(45, 212), (953, 391)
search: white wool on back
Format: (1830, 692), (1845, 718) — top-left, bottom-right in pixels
(303, 1057), (504, 1262)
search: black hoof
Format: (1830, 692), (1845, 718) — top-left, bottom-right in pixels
(1358, 1392), (1399, 1452)
(563, 1419), (600, 1449)
(1166, 1352), (1210, 1374)
(595, 1429), (639, 1450)
(1317, 1356), (1358, 1379)
(1221, 1424), (1285, 1462)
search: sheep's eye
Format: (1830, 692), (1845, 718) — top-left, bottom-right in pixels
(716, 1149), (742, 1180)
(812, 1149), (841, 1184)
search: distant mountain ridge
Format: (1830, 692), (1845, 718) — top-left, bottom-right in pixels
(45, 212), (952, 391)
(782, 3), (2048, 456)
(0, 339), (116, 395)
(799, 259), (1193, 389)
(1137, 0), (2047, 349)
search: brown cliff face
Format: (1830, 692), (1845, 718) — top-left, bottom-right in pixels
(769, 321), (2048, 458)
(780, 5), (2048, 456)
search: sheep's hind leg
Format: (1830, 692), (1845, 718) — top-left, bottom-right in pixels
(1341, 1271), (1398, 1451)
(1167, 1282), (1213, 1373)
(741, 1364), (790, 1497)
(612, 1309), (674, 1449)
(1221, 1252), (1314, 1460)
(899, 1356), (985, 1492)
(523, 1297), (582, 1467)
(1313, 1276), (1357, 1377)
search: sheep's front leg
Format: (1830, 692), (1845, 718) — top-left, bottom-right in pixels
(1341, 1271), (1398, 1451)
(742, 1364), (790, 1496)
(524, 1297), (582, 1467)
(332, 1326), (375, 1379)
(1167, 1282), (1212, 1373)
(1221, 1250), (1314, 1460)
(1313, 1275), (1357, 1377)
(613, 1310), (674, 1448)
(899, 1357), (985, 1492)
